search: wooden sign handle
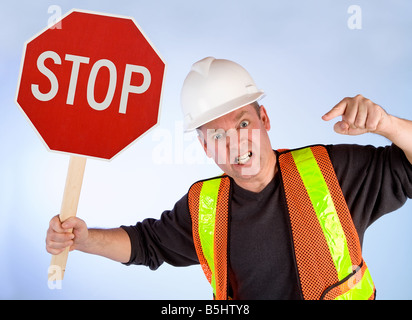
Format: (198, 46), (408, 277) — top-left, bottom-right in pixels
(48, 155), (87, 282)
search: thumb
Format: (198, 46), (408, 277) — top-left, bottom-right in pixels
(333, 120), (368, 136)
(333, 121), (350, 135)
(61, 216), (84, 230)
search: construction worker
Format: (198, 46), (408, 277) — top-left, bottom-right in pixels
(46, 57), (412, 300)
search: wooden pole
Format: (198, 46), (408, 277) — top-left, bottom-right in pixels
(48, 155), (87, 282)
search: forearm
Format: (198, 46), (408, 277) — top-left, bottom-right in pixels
(378, 115), (412, 164)
(76, 227), (131, 263)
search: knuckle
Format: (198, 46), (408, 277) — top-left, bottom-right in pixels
(373, 104), (381, 113)
(46, 244), (56, 254)
(47, 230), (59, 241)
(354, 119), (364, 128)
(366, 122), (377, 131)
(46, 242), (56, 254)
(48, 247), (62, 255)
(364, 98), (373, 107)
(50, 215), (62, 230)
(48, 231), (70, 244)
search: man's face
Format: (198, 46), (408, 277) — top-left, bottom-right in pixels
(197, 104), (273, 184)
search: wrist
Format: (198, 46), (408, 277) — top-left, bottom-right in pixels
(73, 228), (94, 253)
(375, 114), (399, 141)
(74, 228), (131, 263)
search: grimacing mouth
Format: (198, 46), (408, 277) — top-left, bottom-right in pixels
(235, 151), (252, 165)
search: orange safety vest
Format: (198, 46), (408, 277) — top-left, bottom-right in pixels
(187, 145), (376, 300)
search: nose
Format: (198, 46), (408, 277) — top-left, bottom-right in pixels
(226, 128), (250, 157)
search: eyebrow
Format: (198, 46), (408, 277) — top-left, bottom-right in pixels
(234, 110), (251, 128)
(235, 110), (248, 123)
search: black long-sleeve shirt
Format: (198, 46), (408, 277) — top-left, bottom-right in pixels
(121, 144), (412, 299)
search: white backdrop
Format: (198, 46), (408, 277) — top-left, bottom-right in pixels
(1, 0), (411, 299)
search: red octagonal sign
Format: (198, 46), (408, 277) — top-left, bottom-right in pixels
(16, 9), (166, 160)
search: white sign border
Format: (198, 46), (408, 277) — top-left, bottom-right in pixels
(15, 8), (168, 162)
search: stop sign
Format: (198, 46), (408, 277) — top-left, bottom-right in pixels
(16, 9), (166, 160)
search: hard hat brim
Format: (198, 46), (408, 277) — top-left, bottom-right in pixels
(184, 91), (265, 132)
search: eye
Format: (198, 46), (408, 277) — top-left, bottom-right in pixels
(239, 120), (249, 128)
(214, 133), (224, 140)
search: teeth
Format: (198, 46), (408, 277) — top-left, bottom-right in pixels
(236, 152), (252, 164)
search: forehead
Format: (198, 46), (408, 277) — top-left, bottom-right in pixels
(199, 104), (256, 131)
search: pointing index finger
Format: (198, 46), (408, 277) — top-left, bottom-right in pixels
(322, 99), (348, 121)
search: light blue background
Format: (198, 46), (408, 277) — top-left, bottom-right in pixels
(1, 0), (411, 299)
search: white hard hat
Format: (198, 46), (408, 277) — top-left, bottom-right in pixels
(181, 57), (265, 131)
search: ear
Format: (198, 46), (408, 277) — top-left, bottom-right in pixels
(259, 105), (271, 131)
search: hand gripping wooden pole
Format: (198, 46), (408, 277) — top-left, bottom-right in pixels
(48, 155), (87, 282)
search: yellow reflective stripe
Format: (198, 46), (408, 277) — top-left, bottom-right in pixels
(291, 148), (352, 281)
(335, 268), (375, 300)
(198, 178), (221, 296)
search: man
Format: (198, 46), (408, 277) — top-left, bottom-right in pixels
(46, 57), (412, 299)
